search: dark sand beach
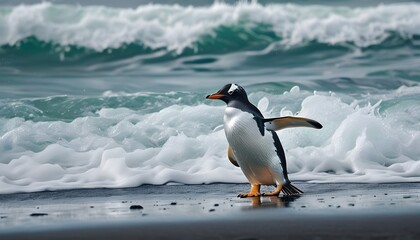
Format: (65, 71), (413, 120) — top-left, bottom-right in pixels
(1, 183), (420, 239)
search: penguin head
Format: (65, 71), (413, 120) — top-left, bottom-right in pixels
(206, 84), (248, 104)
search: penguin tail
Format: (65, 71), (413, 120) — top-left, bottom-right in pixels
(281, 182), (304, 196)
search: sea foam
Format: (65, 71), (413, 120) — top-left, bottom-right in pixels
(0, 86), (419, 194)
(1, 2), (420, 53)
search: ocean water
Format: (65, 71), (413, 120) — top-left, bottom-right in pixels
(0, 1), (419, 194)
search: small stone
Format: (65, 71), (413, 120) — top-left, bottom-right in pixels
(30, 213), (48, 217)
(129, 205), (144, 210)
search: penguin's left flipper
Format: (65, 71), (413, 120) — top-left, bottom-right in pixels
(264, 116), (323, 131)
(228, 146), (240, 167)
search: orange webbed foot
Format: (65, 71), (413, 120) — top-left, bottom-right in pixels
(237, 184), (261, 198)
(262, 185), (283, 197)
(237, 192), (261, 198)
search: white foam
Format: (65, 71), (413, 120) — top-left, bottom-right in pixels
(0, 86), (420, 193)
(259, 87), (420, 183)
(1, 2), (420, 52)
(0, 104), (243, 194)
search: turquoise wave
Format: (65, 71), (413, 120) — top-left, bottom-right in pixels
(1, 2), (420, 66)
(1, 33), (418, 69)
(1, 2), (420, 89)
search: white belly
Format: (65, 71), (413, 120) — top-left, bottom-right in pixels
(224, 107), (285, 185)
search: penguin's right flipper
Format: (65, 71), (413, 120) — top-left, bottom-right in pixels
(228, 146), (240, 167)
(264, 116), (322, 131)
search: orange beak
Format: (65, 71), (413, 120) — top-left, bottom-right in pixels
(206, 93), (225, 99)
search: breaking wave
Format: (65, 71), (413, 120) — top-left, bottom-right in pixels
(1, 2), (420, 57)
(0, 86), (419, 194)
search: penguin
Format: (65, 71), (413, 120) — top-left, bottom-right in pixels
(206, 84), (322, 197)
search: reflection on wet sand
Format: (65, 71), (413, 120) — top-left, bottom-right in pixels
(246, 196), (301, 208)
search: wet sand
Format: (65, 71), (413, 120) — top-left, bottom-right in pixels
(1, 183), (420, 239)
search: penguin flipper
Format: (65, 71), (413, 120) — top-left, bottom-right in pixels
(228, 146), (240, 167)
(264, 116), (322, 131)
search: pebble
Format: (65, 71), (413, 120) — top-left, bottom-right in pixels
(30, 213), (48, 217)
(129, 205), (144, 210)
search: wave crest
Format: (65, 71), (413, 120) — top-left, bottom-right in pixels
(1, 2), (420, 53)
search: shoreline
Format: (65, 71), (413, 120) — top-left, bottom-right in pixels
(1, 183), (420, 239)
